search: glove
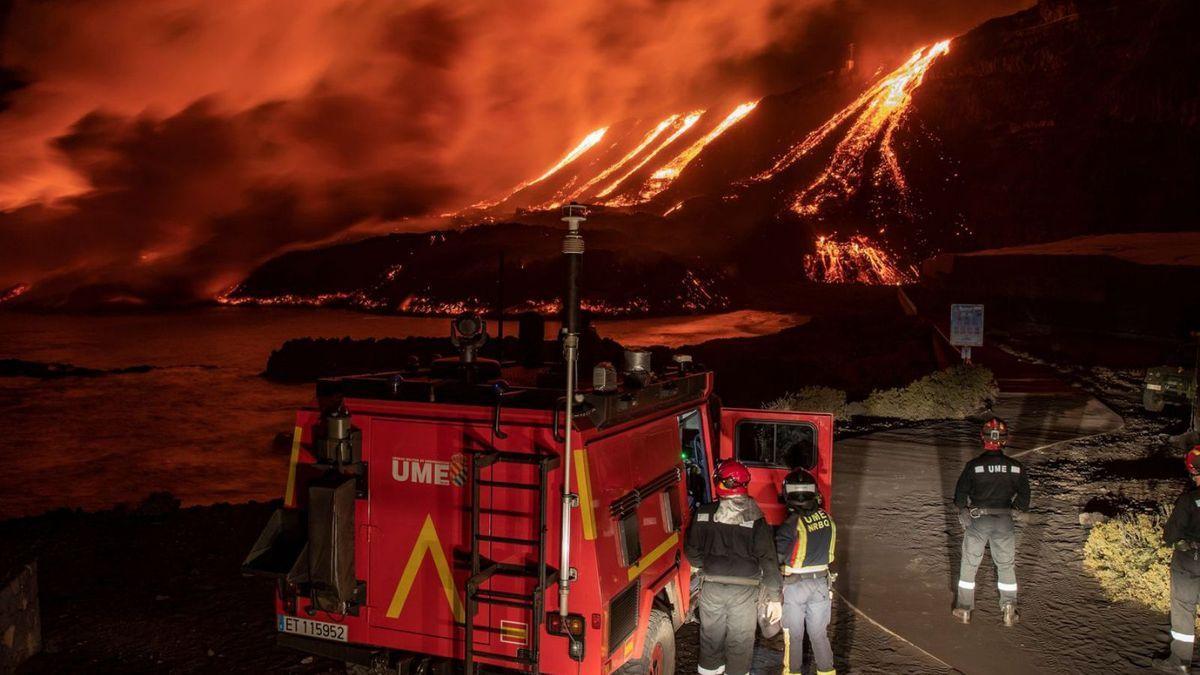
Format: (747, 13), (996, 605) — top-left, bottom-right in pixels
(957, 508), (972, 529)
(765, 601), (782, 624)
(1012, 510), (1033, 524)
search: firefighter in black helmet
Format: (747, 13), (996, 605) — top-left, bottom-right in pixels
(1154, 446), (1200, 673)
(952, 417), (1030, 626)
(775, 468), (836, 675)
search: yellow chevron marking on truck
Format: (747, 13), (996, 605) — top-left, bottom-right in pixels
(574, 448), (597, 540)
(283, 426), (302, 507)
(386, 514), (466, 622)
(627, 532), (680, 581)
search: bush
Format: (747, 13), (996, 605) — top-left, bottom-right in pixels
(857, 365), (998, 421)
(1083, 509), (1172, 613)
(765, 386), (848, 419)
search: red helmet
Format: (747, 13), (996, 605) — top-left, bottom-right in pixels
(1186, 446), (1200, 477)
(981, 417), (1009, 450)
(713, 459), (751, 498)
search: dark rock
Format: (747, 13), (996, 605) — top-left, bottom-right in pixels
(0, 559), (40, 671)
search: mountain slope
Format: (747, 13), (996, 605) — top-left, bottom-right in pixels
(218, 0), (1199, 314)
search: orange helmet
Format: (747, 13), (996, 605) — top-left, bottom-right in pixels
(1186, 446), (1200, 477)
(713, 459), (751, 498)
(981, 417), (1009, 450)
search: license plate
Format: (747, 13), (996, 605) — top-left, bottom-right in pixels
(1146, 384), (1163, 391)
(278, 614), (347, 642)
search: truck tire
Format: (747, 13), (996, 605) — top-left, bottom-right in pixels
(616, 609), (675, 675)
(1144, 390), (1166, 413)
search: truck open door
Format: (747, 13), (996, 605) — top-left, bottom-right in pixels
(718, 409), (833, 525)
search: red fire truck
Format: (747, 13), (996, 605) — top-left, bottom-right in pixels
(244, 206), (833, 674)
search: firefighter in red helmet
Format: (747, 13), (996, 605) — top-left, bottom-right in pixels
(684, 459), (782, 675)
(1154, 446), (1200, 673)
(952, 417), (1031, 626)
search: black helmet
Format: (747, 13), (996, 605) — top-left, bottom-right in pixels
(782, 468), (821, 513)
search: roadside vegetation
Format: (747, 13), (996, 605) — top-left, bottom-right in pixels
(767, 365), (998, 421)
(765, 386), (848, 418)
(1083, 509), (1172, 613)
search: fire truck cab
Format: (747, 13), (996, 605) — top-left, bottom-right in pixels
(245, 327), (832, 675)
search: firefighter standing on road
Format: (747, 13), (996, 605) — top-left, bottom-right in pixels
(1154, 446), (1200, 674)
(685, 459), (783, 675)
(952, 417), (1031, 626)
(775, 469), (837, 675)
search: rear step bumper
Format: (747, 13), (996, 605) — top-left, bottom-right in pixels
(277, 633), (525, 674)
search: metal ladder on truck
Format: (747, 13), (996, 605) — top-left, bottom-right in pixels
(464, 449), (560, 674)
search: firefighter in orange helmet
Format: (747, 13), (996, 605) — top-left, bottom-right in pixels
(684, 460), (782, 675)
(1154, 446), (1200, 673)
(952, 417), (1030, 626)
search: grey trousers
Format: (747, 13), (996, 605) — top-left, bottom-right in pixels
(697, 581), (758, 675)
(956, 513), (1017, 610)
(782, 577), (834, 675)
(1170, 549), (1200, 664)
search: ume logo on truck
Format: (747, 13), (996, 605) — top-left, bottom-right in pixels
(391, 454), (466, 486)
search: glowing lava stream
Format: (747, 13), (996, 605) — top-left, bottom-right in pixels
(804, 235), (912, 285)
(631, 101), (758, 204)
(469, 127), (608, 210)
(596, 112), (703, 201)
(536, 115), (682, 209)
(754, 40), (950, 216)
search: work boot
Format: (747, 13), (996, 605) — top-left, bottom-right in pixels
(1002, 603), (1019, 627)
(1150, 655), (1189, 673)
(951, 608), (971, 624)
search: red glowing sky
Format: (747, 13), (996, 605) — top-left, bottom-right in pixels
(0, 0), (1027, 304)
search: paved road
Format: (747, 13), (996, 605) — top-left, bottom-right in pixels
(831, 391), (1170, 673)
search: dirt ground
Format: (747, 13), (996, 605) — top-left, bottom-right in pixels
(3, 352), (1189, 674)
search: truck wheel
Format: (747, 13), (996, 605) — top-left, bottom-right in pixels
(616, 609), (675, 675)
(1144, 390), (1165, 413)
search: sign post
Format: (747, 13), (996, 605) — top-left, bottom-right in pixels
(950, 304), (985, 364)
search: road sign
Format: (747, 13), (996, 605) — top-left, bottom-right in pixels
(950, 304), (984, 347)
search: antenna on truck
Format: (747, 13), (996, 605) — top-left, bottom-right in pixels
(558, 202), (586, 617)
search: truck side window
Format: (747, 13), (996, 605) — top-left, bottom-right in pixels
(734, 421), (816, 469)
(618, 512), (641, 566)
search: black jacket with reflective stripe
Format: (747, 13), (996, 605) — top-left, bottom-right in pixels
(954, 450), (1031, 510)
(1165, 486), (1200, 545)
(684, 501), (782, 598)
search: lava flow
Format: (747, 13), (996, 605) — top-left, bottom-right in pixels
(469, 127), (608, 210)
(803, 235), (914, 285)
(756, 40), (950, 217)
(537, 115), (682, 209)
(631, 101), (758, 204)
(596, 111), (703, 201)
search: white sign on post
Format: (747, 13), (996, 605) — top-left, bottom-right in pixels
(950, 304), (984, 364)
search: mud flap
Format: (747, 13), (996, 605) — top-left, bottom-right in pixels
(242, 508), (308, 582)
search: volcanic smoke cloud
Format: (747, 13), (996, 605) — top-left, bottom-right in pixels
(0, 0), (1026, 305)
